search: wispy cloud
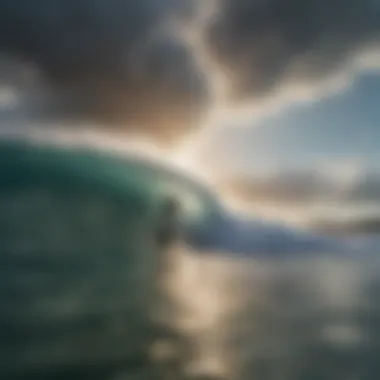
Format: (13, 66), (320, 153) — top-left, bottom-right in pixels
(0, 0), (380, 143)
(215, 162), (380, 234)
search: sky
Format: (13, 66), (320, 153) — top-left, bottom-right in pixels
(1, 0), (380, 143)
(194, 72), (380, 229)
(202, 72), (380, 174)
(1, 0), (380, 233)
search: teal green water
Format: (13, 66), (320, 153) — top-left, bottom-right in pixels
(0, 140), (188, 379)
(1, 140), (380, 380)
(0, 140), (167, 205)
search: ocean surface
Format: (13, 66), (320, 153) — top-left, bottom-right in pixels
(1, 140), (380, 380)
(151, 240), (380, 380)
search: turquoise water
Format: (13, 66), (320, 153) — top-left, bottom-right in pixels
(0, 141), (380, 379)
(0, 140), (219, 379)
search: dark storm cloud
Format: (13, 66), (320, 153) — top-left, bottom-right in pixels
(196, 0), (380, 103)
(1, 0), (380, 141)
(0, 0), (208, 142)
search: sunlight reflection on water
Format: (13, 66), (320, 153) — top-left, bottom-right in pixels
(153, 244), (380, 380)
